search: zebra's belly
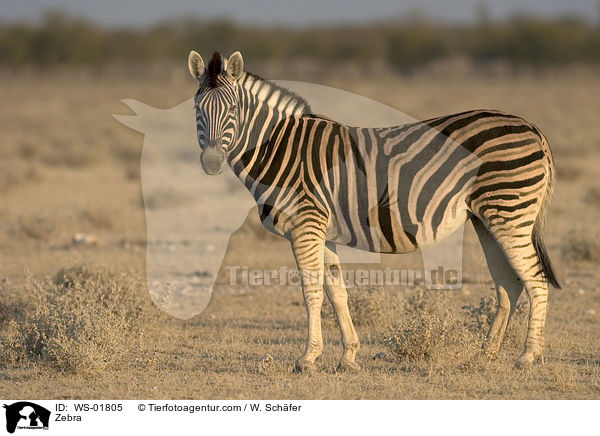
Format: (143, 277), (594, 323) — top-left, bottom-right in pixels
(419, 207), (470, 247)
(327, 198), (470, 253)
(326, 208), (420, 254)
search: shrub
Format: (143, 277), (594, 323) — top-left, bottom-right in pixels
(462, 295), (528, 349)
(383, 290), (478, 365)
(0, 266), (154, 374)
(347, 287), (402, 329)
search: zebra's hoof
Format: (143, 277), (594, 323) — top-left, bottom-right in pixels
(515, 352), (536, 368)
(293, 359), (316, 374)
(336, 359), (361, 373)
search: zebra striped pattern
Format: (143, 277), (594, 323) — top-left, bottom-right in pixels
(189, 51), (559, 371)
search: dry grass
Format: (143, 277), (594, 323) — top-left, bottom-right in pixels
(555, 163), (581, 182)
(0, 161), (39, 192)
(0, 266), (157, 375)
(347, 287), (402, 328)
(584, 188), (600, 209)
(10, 214), (58, 240)
(383, 290), (479, 365)
(462, 295), (528, 347)
(80, 208), (114, 230)
(562, 230), (600, 262)
(141, 187), (191, 209)
(0, 70), (598, 399)
(320, 287), (400, 330)
(1, 265), (599, 399)
(330, 287), (528, 369)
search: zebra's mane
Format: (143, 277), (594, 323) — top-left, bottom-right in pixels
(202, 51), (311, 113)
(206, 51), (223, 88)
(242, 71), (312, 114)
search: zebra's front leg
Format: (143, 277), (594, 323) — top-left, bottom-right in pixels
(291, 232), (326, 373)
(324, 243), (360, 372)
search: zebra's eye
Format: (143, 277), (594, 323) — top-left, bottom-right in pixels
(228, 105), (237, 115)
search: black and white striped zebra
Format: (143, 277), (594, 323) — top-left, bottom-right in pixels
(188, 50), (560, 371)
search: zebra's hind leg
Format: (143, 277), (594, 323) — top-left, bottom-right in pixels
(324, 243), (360, 372)
(472, 217), (523, 358)
(477, 219), (550, 367)
(291, 232), (326, 373)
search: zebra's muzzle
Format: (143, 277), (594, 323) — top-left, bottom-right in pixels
(200, 146), (226, 175)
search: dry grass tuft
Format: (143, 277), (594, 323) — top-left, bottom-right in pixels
(40, 139), (106, 168)
(0, 161), (39, 192)
(562, 230), (600, 262)
(257, 353), (283, 375)
(0, 266), (155, 375)
(462, 295), (496, 334)
(383, 290), (529, 366)
(141, 187), (190, 209)
(347, 287), (402, 328)
(80, 208), (114, 230)
(462, 295), (528, 348)
(0, 279), (29, 328)
(383, 290), (479, 365)
(583, 188), (600, 209)
(11, 214), (57, 240)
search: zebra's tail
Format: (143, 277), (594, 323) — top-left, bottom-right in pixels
(532, 125), (561, 289)
(532, 220), (561, 289)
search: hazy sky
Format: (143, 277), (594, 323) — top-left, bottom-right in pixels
(1, 0), (598, 26)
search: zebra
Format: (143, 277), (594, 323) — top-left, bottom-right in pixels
(188, 50), (560, 372)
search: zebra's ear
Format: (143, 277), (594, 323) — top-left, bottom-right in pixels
(227, 51), (244, 81)
(188, 50), (204, 81)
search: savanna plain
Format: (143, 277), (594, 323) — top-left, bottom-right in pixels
(0, 66), (599, 399)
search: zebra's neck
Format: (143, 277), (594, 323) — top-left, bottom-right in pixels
(228, 72), (311, 190)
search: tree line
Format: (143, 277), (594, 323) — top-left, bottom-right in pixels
(1, 10), (598, 70)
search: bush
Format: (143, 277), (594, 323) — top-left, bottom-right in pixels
(0, 266), (154, 374)
(383, 290), (478, 364)
(347, 287), (402, 329)
(462, 295), (528, 348)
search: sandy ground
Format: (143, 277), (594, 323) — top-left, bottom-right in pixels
(0, 68), (599, 399)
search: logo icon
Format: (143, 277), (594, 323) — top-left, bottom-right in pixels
(3, 402), (50, 434)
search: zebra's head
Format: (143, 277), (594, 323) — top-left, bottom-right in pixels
(188, 50), (244, 175)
